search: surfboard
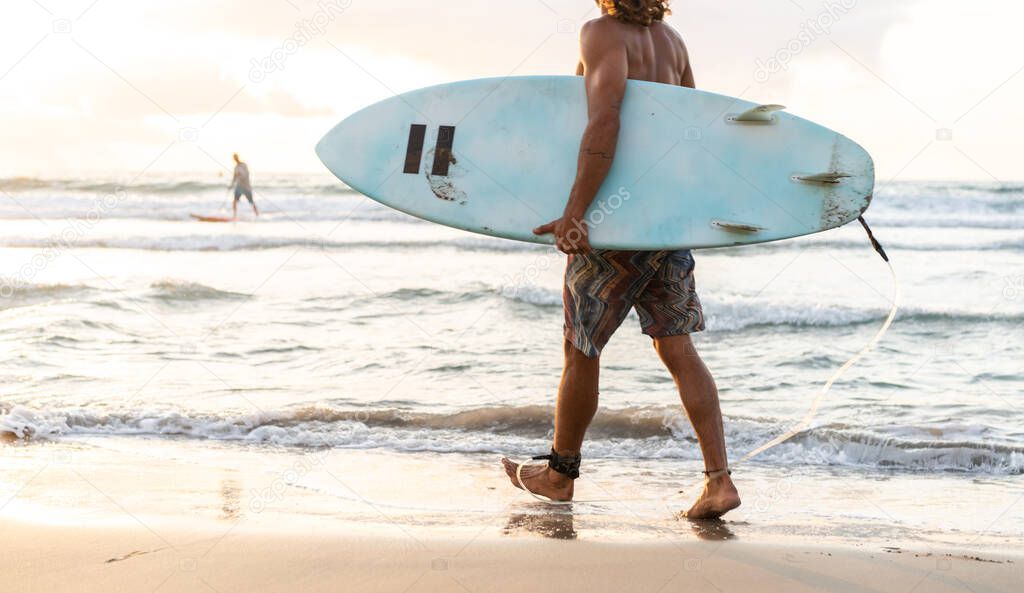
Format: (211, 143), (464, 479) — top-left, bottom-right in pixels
(315, 76), (874, 250)
(190, 214), (234, 223)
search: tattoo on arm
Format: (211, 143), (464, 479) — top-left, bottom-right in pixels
(582, 148), (614, 160)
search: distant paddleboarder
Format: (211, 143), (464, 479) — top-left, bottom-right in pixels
(501, 0), (741, 519)
(230, 153), (259, 219)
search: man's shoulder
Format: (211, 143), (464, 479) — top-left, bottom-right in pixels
(579, 16), (629, 56)
(580, 15), (625, 38)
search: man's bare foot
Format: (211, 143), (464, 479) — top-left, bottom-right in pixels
(500, 458), (574, 501)
(682, 473), (741, 520)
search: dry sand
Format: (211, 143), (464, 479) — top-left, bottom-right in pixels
(4, 517), (1019, 593)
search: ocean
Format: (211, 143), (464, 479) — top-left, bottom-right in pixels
(1, 174), (1021, 546)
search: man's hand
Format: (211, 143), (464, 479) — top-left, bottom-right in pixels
(533, 213), (591, 254)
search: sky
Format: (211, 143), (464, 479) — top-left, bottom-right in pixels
(0, 0), (1022, 181)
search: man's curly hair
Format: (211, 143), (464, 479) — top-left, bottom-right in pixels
(597, 0), (671, 26)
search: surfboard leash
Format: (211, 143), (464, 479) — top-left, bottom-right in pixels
(858, 215), (890, 262)
(713, 215), (900, 474)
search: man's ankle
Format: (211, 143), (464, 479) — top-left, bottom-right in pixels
(546, 467), (573, 487)
(708, 475), (736, 493)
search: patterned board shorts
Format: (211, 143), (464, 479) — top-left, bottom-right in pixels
(563, 249), (705, 358)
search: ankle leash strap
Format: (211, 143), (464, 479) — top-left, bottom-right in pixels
(532, 448), (581, 479)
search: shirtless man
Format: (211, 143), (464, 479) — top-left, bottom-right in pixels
(501, 0), (741, 519)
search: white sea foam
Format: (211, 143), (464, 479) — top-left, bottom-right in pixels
(2, 405), (1021, 474)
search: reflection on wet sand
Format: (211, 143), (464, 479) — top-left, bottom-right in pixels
(677, 515), (738, 541)
(504, 506), (577, 540)
(503, 503), (741, 542)
(220, 477), (241, 520)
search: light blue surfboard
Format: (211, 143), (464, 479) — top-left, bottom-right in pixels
(316, 76), (874, 250)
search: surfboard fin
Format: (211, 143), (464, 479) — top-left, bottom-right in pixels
(794, 172), (853, 184)
(728, 104), (786, 124)
(711, 220), (765, 233)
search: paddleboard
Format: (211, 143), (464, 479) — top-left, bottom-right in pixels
(316, 76), (874, 250)
(190, 214), (234, 223)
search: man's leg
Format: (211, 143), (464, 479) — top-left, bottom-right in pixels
(501, 339), (599, 501)
(232, 194), (239, 219)
(247, 191), (259, 216)
(553, 338), (601, 452)
(502, 249), (640, 500)
(653, 334), (740, 519)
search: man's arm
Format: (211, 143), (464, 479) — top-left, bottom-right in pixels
(566, 26), (628, 223)
(535, 22), (628, 254)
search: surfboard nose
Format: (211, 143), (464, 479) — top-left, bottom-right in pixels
(315, 121), (345, 169)
(315, 113), (372, 190)
(316, 92), (422, 195)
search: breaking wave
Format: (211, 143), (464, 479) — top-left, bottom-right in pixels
(2, 404), (1021, 474)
